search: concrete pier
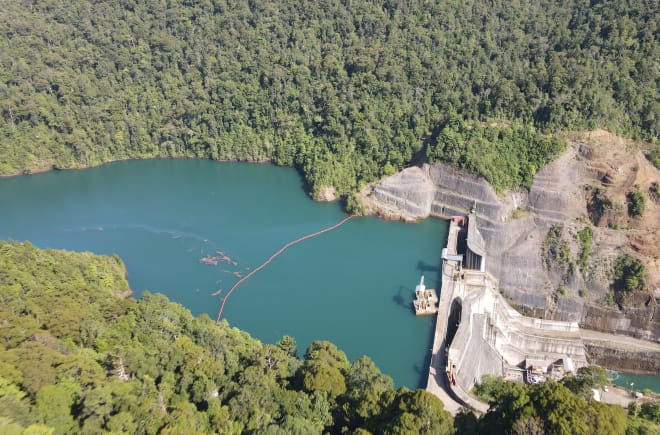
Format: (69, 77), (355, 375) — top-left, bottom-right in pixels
(413, 288), (439, 315)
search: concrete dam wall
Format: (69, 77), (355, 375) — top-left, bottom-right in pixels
(362, 150), (659, 342)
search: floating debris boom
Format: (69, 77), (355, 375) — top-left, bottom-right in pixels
(215, 215), (354, 322)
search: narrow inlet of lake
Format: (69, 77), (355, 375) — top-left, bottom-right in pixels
(0, 159), (447, 389)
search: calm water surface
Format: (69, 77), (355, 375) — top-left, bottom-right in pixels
(611, 371), (660, 394)
(0, 160), (447, 388)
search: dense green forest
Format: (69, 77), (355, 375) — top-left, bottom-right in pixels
(0, 0), (658, 197)
(0, 241), (454, 434)
(1, 241), (659, 434)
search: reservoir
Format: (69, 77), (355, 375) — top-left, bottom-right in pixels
(611, 371), (660, 395)
(0, 159), (447, 389)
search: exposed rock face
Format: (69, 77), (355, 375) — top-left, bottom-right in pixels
(314, 185), (338, 202)
(585, 344), (660, 375)
(581, 304), (660, 340)
(361, 134), (660, 341)
(368, 166), (435, 221)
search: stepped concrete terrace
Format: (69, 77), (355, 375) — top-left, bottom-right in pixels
(426, 217), (588, 414)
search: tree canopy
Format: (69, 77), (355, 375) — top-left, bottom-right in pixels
(1, 0), (658, 197)
(0, 240), (454, 434)
(469, 375), (658, 435)
(1, 241), (659, 433)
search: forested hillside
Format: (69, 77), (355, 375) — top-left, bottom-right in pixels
(1, 0), (658, 197)
(0, 241), (454, 434)
(1, 243), (659, 434)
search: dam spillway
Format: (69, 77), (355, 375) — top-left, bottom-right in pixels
(426, 214), (588, 414)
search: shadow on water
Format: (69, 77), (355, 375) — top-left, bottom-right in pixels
(393, 286), (412, 311)
(411, 258), (443, 389)
(432, 270), (442, 294)
(417, 260), (441, 274)
(414, 259), (443, 294)
(415, 315), (437, 389)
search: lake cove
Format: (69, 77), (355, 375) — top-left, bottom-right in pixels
(0, 159), (447, 388)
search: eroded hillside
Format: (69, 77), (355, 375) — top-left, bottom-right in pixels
(361, 130), (659, 340)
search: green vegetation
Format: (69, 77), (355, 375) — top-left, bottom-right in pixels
(612, 253), (646, 293)
(2, 240), (659, 433)
(542, 224), (577, 300)
(576, 226), (593, 274)
(646, 146), (660, 169)
(650, 182), (659, 201)
(426, 119), (564, 192)
(468, 373), (659, 435)
(1, 0), (658, 198)
(627, 188), (647, 216)
(345, 192), (366, 216)
(628, 401), (660, 434)
(639, 402), (660, 424)
(543, 224), (572, 271)
(510, 207), (527, 220)
(0, 240), (454, 434)
(561, 366), (612, 400)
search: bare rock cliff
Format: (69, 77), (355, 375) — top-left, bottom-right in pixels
(361, 134), (659, 341)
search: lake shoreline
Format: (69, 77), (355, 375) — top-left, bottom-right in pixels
(0, 159), (447, 389)
(0, 154), (273, 179)
(2, 158), (659, 388)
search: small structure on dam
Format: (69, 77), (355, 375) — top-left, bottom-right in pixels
(427, 212), (588, 412)
(413, 275), (439, 315)
(456, 212), (486, 272)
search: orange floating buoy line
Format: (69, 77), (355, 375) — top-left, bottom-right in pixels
(215, 215), (354, 323)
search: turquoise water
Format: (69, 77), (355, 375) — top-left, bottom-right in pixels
(611, 371), (660, 394)
(0, 159), (446, 388)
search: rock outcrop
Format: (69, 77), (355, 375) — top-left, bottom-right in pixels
(585, 344), (660, 375)
(367, 166), (436, 220)
(361, 133), (660, 342)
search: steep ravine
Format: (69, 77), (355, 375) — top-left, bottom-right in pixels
(361, 134), (660, 344)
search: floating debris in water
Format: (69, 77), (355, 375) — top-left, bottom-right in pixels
(200, 255), (219, 266)
(215, 215), (354, 321)
(201, 251), (240, 268)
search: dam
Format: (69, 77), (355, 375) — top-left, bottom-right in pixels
(426, 213), (588, 414)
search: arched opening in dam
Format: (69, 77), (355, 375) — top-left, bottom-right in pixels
(446, 298), (462, 347)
